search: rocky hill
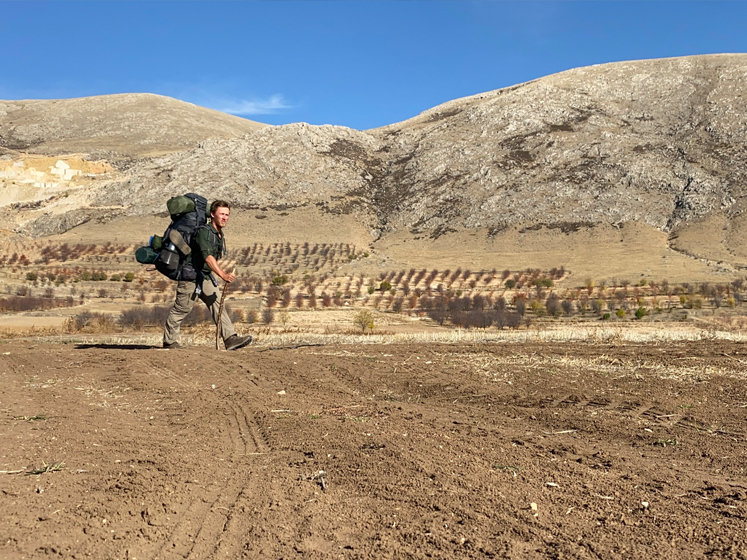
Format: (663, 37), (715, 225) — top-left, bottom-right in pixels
(0, 93), (266, 159)
(5, 54), (747, 278)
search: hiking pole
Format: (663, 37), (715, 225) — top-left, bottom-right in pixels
(216, 279), (229, 350)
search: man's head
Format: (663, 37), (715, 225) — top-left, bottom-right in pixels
(210, 200), (231, 230)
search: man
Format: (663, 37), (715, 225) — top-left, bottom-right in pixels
(163, 200), (253, 350)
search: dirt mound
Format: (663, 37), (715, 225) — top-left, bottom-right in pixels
(2, 340), (746, 558)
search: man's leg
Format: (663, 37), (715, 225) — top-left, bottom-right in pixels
(163, 281), (198, 345)
(199, 279), (237, 342)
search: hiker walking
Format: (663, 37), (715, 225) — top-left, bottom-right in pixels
(163, 200), (253, 350)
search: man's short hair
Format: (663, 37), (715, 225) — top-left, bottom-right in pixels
(210, 200), (231, 215)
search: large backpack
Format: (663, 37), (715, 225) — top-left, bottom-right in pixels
(135, 193), (207, 281)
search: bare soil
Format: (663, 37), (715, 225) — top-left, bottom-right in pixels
(1, 340), (746, 559)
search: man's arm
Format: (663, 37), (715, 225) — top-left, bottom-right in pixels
(206, 255), (235, 283)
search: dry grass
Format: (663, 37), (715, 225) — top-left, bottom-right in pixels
(26, 461), (65, 475)
(22, 323), (745, 350)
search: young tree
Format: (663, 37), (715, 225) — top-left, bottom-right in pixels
(353, 310), (375, 333)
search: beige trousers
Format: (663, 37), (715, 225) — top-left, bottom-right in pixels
(163, 279), (236, 345)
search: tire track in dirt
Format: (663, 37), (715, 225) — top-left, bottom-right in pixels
(524, 395), (747, 440)
(154, 392), (273, 560)
(132, 356), (195, 391)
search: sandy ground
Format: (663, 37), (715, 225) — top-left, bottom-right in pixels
(1, 339), (746, 559)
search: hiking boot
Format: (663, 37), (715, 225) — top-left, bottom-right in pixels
(163, 341), (183, 349)
(225, 334), (253, 351)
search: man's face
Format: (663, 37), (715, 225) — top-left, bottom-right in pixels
(212, 206), (230, 229)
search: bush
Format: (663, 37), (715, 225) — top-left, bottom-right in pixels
(262, 308), (275, 324)
(616, 308), (625, 318)
(246, 310), (258, 324)
(322, 292), (332, 307)
(66, 311), (117, 333)
(545, 295), (562, 317)
(533, 278), (554, 288)
(561, 299), (574, 315)
(591, 299), (604, 314)
(124, 272), (135, 282)
(515, 299), (526, 316)
(110, 274), (121, 282)
(354, 310), (375, 333)
(0, 295), (77, 312)
(26, 272), (38, 282)
(504, 279), (516, 289)
(635, 307), (646, 320)
(379, 281), (392, 292)
(119, 306), (172, 329)
(467, 310), (492, 329)
(601, 312), (611, 320)
(229, 308), (245, 323)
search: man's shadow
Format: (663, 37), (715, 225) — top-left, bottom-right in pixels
(74, 344), (159, 350)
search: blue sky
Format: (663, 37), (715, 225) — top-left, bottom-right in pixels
(2, 1), (746, 129)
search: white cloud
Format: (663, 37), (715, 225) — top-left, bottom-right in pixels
(214, 94), (293, 115)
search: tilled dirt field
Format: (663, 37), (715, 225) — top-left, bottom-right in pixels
(1, 340), (746, 559)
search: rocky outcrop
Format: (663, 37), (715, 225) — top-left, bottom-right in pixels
(372, 54), (747, 235)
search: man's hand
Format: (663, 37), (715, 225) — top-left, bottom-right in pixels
(206, 256), (236, 283)
(217, 258), (236, 283)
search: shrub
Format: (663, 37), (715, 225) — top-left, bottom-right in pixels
(321, 292), (332, 307)
(545, 295), (562, 317)
(281, 289), (292, 308)
(515, 299), (526, 316)
(110, 274), (121, 282)
(467, 310), (492, 329)
(246, 310), (258, 324)
(262, 308), (275, 324)
(119, 306), (171, 329)
(272, 275), (288, 286)
(379, 281), (392, 292)
(602, 312), (611, 320)
(229, 308), (245, 323)
(635, 307), (646, 320)
(616, 308), (625, 319)
(0, 295), (77, 312)
(353, 310), (375, 333)
(124, 272), (135, 282)
(561, 299), (574, 315)
(66, 311), (117, 333)
(591, 299), (604, 314)
(26, 272), (38, 282)
(450, 310), (466, 327)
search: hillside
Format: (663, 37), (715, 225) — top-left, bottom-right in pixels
(0, 93), (266, 159)
(4, 54), (747, 280)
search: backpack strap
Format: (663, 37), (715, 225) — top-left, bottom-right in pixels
(196, 224), (226, 259)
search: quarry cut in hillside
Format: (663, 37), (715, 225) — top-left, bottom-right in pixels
(4, 54), (747, 274)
